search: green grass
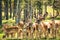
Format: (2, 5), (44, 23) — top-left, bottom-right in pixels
(0, 33), (4, 39)
(2, 19), (15, 23)
(0, 38), (60, 40)
(0, 32), (60, 40)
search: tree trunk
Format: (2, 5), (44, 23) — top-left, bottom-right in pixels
(5, 0), (8, 20)
(45, 3), (47, 14)
(24, 8), (28, 23)
(10, 0), (12, 18)
(4, 0), (6, 19)
(15, 0), (21, 24)
(17, 0), (21, 22)
(29, 0), (33, 20)
(24, 2), (28, 23)
(0, 0), (2, 26)
(13, 0), (17, 19)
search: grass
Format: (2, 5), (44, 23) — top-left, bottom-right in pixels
(0, 32), (60, 40)
(0, 37), (60, 40)
(0, 33), (4, 39)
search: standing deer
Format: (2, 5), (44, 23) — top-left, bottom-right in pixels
(49, 11), (59, 38)
(18, 20), (24, 39)
(33, 12), (48, 38)
(38, 12), (48, 38)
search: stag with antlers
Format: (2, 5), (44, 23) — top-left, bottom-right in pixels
(33, 12), (48, 38)
(49, 11), (60, 38)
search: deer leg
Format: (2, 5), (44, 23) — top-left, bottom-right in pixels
(11, 33), (14, 38)
(42, 27), (45, 37)
(33, 28), (35, 38)
(53, 29), (56, 38)
(3, 33), (9, 38)
(18, 32), (21, 38)
(47, 28), (50, 37)
(3, 35), (6, 38)
(26, 32), (28, 38)
(36, 30), (38, 38)
(57, 27), (60, 37)
(44, 30), (47, 38)
(29, 32), (31, 38)
(20, 31), (23, 39)
(52, 28), (54, 38)
(39, 30), (42, 38)
(44, 30), (46, 38)
(6, 33), (9, 38)
(49, 28), (53, 38)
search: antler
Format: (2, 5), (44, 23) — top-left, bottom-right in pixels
(50, 10), (59, 19)
(54, 10), (59, 18)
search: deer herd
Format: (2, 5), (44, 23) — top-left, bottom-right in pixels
(2, 12), (60, 39)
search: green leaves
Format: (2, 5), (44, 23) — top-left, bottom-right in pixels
(53, 0), (60, 10)
(34, 1), (42, 10)
(48, 0), (53, 6)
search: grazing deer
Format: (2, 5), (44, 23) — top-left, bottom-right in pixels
(2, 24), (19, 38)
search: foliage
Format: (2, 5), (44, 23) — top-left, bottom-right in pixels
(53, 0), (60, 10)
(48, 0), (53, 6)
(35, 1), (42, 9)
(2, 19), (15, 25)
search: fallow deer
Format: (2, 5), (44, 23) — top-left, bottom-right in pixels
(49, 11), (59, 38)
(2, 24), (19, 38)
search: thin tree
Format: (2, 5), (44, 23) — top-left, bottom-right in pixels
(17, 0), (21, 22)
(34, 1), (42, 18)
(24, 0), (28, 22)
(5, 0), (9, 20)
(15, 0), (21, 23)
(29, 0), (33, 20)
(13, 0), (17, 19)
(10, 0), (12, 18)
(0, 0), (2, 26)
(53, 0), (60, 15)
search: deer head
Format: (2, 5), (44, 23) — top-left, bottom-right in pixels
(35, 12), (48, 24)
(39, 12), (48, 20)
